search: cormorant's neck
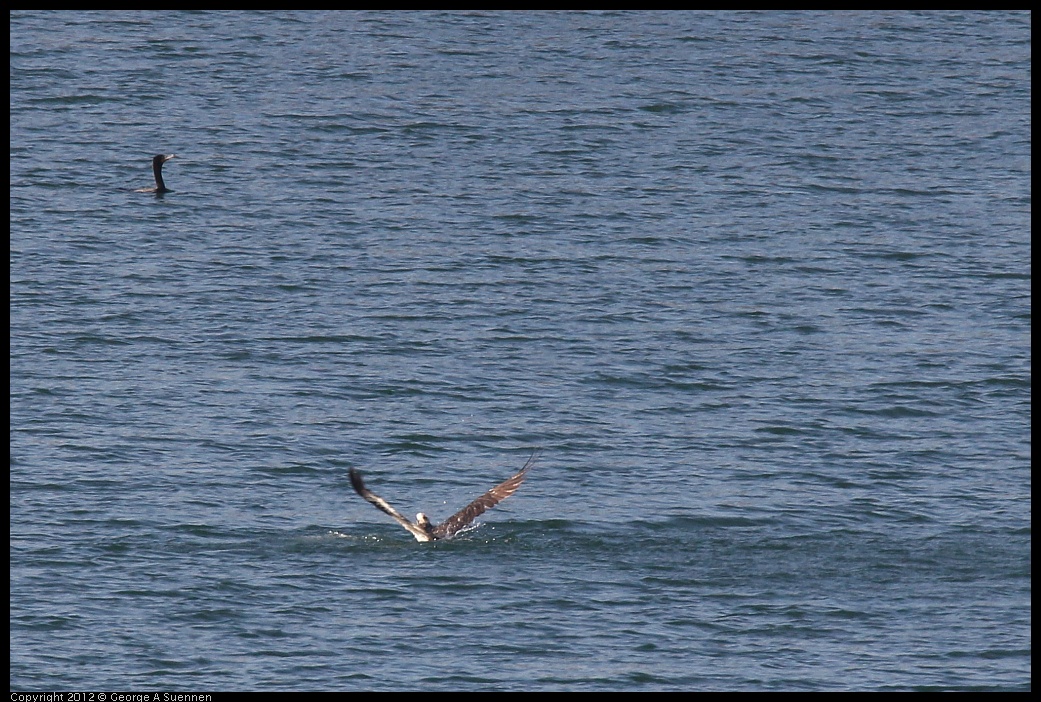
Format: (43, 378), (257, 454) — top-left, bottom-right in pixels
(153, 161), (168, 192)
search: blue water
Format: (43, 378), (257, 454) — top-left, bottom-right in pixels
(10, 11), (1030, 691)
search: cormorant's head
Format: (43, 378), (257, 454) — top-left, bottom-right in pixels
(154, 154), (176, 166)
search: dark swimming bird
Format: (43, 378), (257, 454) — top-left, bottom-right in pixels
(135, 154), (176, 193)
(348, 450), (540, 542)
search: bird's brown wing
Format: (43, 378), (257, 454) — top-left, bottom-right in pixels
(432, 449), (540, 540)
(349, 468), (432, 541)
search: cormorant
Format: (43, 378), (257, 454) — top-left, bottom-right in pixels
(135, 154), (176, 193)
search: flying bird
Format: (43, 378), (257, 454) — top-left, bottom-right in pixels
(348, 450), (540, 542)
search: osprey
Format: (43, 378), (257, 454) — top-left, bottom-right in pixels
(349, 450), (540, 542)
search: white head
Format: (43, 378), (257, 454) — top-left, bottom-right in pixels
(416, 513), (431, 527)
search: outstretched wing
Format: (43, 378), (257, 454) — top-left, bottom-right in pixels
(349, 468), (432, 541)
(432, 449), (540, 540)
